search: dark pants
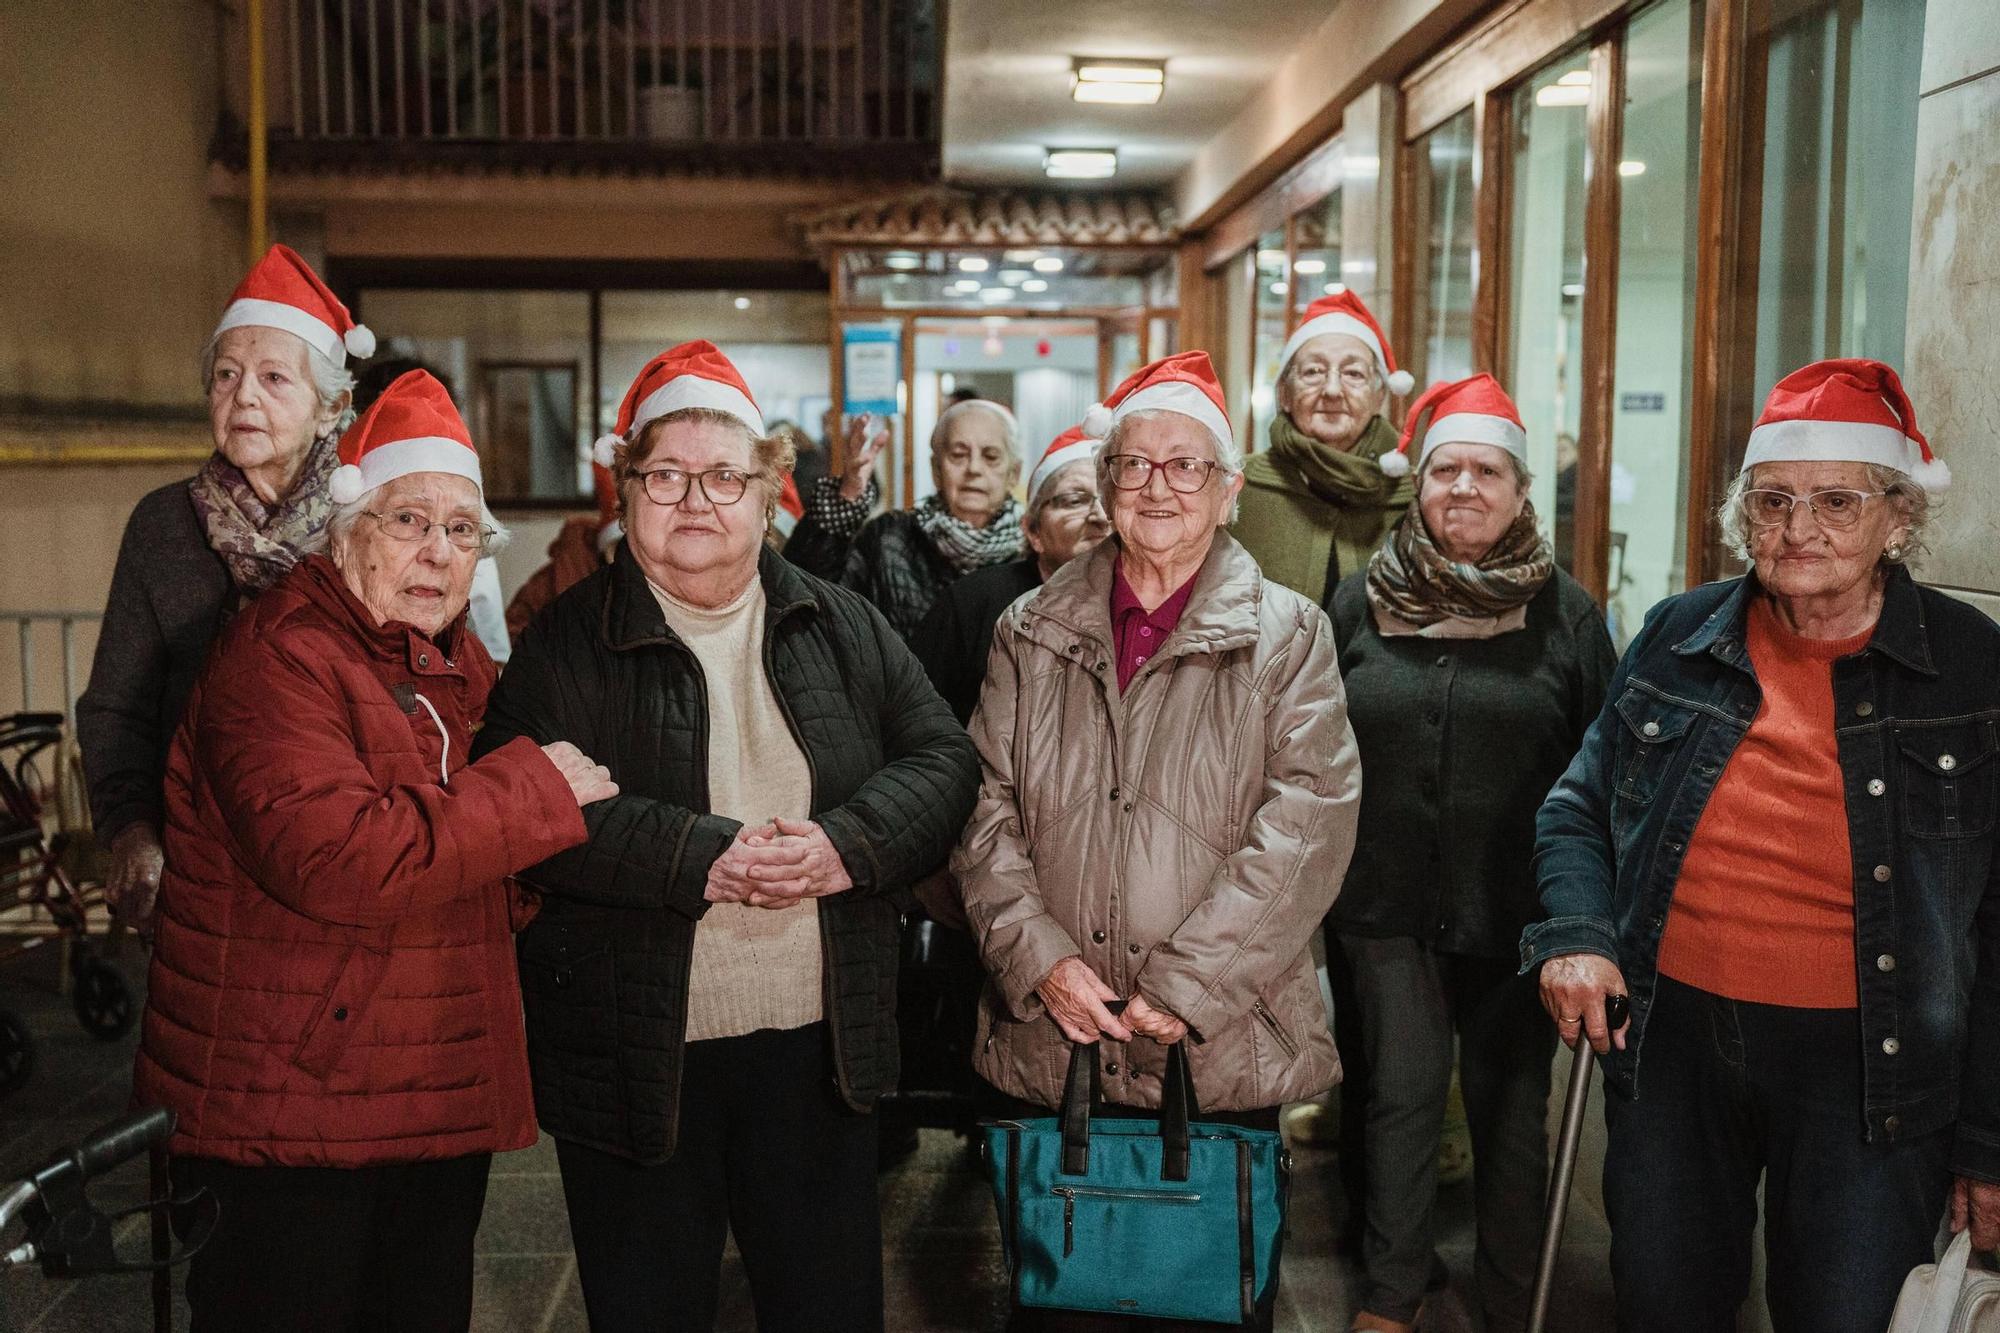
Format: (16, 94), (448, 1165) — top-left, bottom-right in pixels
(1323, 920), (1371, 1245)
(1334, 934), (1555, 1332)
(169, 1153), (492, 1333)
(1603, 974), (1954, 1333)
(555, 1022), (883, 1333)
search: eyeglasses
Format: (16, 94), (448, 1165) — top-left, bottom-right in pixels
(635, 466), (758, 506)
(1290, 364), (1378, 392)
(1037, 487), (1102, 514)
(364, 509), (494, 552)
(1739, 488), (1885, 531)
(1103, 454), (1222, 494)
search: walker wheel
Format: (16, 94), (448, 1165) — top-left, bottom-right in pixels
(72, 958), (135, 1041)
(0, 1008), (33, 1093)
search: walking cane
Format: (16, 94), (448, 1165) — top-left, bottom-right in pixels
(1526, 992), (1629, 1333)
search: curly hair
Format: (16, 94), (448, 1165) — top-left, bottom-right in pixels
(1715, 463), (1932, 567)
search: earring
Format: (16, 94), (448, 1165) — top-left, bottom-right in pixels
(1885, 540), (1907, 562)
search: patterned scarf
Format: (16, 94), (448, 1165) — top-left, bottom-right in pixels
(187, 432), (342, 598)
(914, 491), (1024, 574)
(1365, 499), (1554, 627)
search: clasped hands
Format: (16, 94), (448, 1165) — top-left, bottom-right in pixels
(703, 817), (852, 910)
(1036, 955), (1187, 1046)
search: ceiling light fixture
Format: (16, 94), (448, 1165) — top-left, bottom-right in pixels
(1032, 256), (1065, 273)
(958, 256), (990, 272)
(999, 269), (1032, 285)
(733, 296), (750, 310)
(1293, 258), (1326, 275)
(883, 252), (921, 271)
(1021, 278), (1050, 293)
(1619, 159), (1647, 177)
(1322, 282), (1347, 296)
(979, 287), (1016, 304)
(1072, 58), (1165, 105)
(1535, 82), (1591, 107)
(1003, 249), (1043, 263)
(952, 278), (982, 293)
(1044, 148), (1117, 179)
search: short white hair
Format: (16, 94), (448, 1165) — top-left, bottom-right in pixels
(201, 330), (358, 438)
(307, 482), (510, 557)
(1715, 462), (1930, 567)
(1098, 408), (1243, 521)
(930, 399), (1022, 461)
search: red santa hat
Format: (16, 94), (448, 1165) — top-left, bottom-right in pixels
(1379, 373), (1527, 478)
(1277, 291), (1413, 397)
(593, 340), (765, 468)
(1743, 358), (1948, 493)
(212, 244), (375, 363)
(1027, 425), (1102, 508)
(329, 370), (480, 505)
(1082, 351), (1233, 460)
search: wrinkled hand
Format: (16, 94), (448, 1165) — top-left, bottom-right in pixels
(705, 824), (768, 904)
(706, 818), (854, 909)
(541, 741), (619, 806)
(105, 823), (165, 936)
(1036, 956), (1132, 1046)
(1123, 993), (1187, 1045)
(1539, 951), (1631, 1054)
(1952, 1175), (2000, 1253)
(837, 416), (891, 502)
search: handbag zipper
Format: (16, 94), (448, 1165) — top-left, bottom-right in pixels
(1051, 1184), (1203, 1257)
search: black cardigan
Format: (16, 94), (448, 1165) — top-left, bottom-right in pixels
(1326, 568), (1616, 957)
(909, 556), (1043, 725)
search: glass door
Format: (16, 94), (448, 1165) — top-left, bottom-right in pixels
(1408, 108), (1478, 388)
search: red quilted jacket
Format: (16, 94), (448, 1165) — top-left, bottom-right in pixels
(132, 556), (587, 1167)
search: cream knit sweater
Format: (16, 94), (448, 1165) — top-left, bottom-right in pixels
(649, 575), (822, 1042)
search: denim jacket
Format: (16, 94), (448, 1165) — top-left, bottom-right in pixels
(1521, 567), (2000, 1182)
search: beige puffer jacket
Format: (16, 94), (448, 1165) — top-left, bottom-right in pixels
(954, 532), (1361, 1113)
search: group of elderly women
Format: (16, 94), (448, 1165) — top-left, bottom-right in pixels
(77, 242), (1997, 1333)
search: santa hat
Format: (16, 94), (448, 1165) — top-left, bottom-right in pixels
(1027, 425), (1102, 508)
(1277, 291), (1413, 397)
(1379, 373), (1527, 478)
(592, 340), (765, 468)
(1743, 358), (1948, 493)
(329, 370), (480, 505)
(212, 244), (375, 363)
(1082, 351), (1233, 459)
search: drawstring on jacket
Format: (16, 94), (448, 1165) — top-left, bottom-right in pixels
(412, 692), (450, 786)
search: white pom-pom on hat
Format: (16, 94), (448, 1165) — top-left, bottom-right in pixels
(329, 463), (367, 505)
(1378, 449), (1411, 478)
(592, 434), (623, 469)
(343, 324), (377, 359)
(1386, 369), (1415, 396)
(1081, 402), (1114, 439)
(1910, 456), (1952, 493)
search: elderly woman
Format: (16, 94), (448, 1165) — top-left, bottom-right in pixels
(79, 245), (370, 933)
(957, 352), (1361, 1330)
(475, 342), (979, 1333)
(131, 370), (610, 1332)
(1233, 291), (1416, 606)
(785, 398), (1025, 640)
(1327, 375), (1614, 1333)
(1525, 358), (2000, 1333)
(912, 424), (1111, 724)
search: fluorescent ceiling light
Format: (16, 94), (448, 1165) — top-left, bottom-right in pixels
(1293, 258), (1326, 275)
(1256, 248), (1287, 269)
(1558, 69), (1592, 86)
(952, 278), (982, 293)
(1003, 249), (1043, 262)
(883, 252), (921, 270)
(1561, 282), (1586, 298)
(999, 269), (1032, 285)
(1619, 159), (1647, 177)
(1075, 81), (1162, 105)
(1072, 58), (1165, 104)
(1044, 148), (1117, 179)
(957, 256), (990, 272)
(979, 287), (1016, 303)
(733, 296), (750, 310)
(1032, 256), (1065, 273)
(1269, 281), (1287, 295)
(1021, 278), (1050, 293)
(1322, 282), (1347, 295)
(1535, 83), (1591, 107)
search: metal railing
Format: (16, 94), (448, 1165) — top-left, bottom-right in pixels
(259, 0), (940, 149)
(4, 613), (102, 727)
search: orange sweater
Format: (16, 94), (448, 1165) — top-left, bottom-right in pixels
(1655, 598), (1874, 1008)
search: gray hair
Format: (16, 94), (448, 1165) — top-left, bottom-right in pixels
(1716, 463), (1931, 567)
(930, 399), (1022, 461)
(306, 483), (510, 558)
(201, 332), (358, 438)
(1099, 408), (1243, 522)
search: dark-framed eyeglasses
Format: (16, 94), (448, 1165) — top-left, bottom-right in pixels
(1103, 454), (1221, 494)
(364, 509), (494, 552)
(636, 466), (758, 507)
(1738, 487), (1885, 531)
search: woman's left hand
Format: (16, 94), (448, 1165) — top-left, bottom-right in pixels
(1952, 1174), (2000, 1252)
(1123, 994), (1187, 1044)
(737, 816), (855, 908)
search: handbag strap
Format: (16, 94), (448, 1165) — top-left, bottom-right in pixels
(1058, 1022), (1204, 1182)
(1159, 1041), (1200, 1182)
(1059, 1038), (1101, 1176)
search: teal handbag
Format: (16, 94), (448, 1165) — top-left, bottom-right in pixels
(983, 1034), (1291, 1325)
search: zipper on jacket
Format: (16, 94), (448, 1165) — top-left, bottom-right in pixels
(1051, 1184), (1203, 1257)
(1252, 1001), (1299, 1060)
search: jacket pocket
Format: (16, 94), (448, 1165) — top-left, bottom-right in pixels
(292, 939), (393, 1081)
(518, 920), (619, 1054)
(1895, 717), (2000, 839)
(1612, 687), (1700, 806)
(1251, 998), (1302, 1067)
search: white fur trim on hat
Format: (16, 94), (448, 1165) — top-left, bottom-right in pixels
(213, 297), (345, 364)
(1420, 412), (1529, 467)
(1027, 439), (1100, 508)
(343, 324), (377, 359)
(632, 375), (765, 440)
(1278, 313), (1410, 396)
(1113, 381), (1234, 461)
(338, 436), (483, 506)
(1741, 419), (1937, 488)
(592, 434), (622, 469)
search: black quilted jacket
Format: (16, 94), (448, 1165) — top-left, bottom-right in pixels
(784, 508), (962, 643)
(472, 543), (980, 1164)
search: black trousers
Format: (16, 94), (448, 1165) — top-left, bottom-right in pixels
(169, 1153), (492, 1333)
(555, 1022), (883, 1333)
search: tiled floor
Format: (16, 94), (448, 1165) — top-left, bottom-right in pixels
(0, 946), (1621, 1332)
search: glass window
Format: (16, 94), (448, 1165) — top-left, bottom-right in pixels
(1609, 0), (1703, 646)
(1507, 50), (1592, 572)
(1292, 189), (1343, 321)
(1216, 250), (1256, 457)
(600, 290), (831, 442)
(1248, 229), (1290, 451)
(1753, 0), (1924, 393)
(1411, 108), (1477, 388)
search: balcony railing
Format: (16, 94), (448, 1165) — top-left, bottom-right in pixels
(225, 0), (941, 176)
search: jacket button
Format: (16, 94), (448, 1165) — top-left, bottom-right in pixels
(1435, 654), (1450, 668)
(1105, 1062), (1119, 1076)
(1123, 802), (1134, 812)
(1939, 753), (1957, 771)
(1876, 954), (1896, 972)
(1881, 1036), (1900, 1055)
(1109, 787), (1120, 800)
(1091, 930), (1106, 944)
(1884, 1115), (1901, 1136)
(333, 1006), (348, 1021)
(418, 653), (430, 668)
(1855, 700), (1874, 717)
(1873, 865), (1892, 883)
(1128, 942), (1141, 955)
(1642, 721), (1660, 737)
(1867, 778), (1886, 797)
(1067, 643), (1080, 655)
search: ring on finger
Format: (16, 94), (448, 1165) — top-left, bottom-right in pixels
(1560, 1014), (1581, 1023)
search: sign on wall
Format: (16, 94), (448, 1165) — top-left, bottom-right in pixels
(842, 326), (901, 417)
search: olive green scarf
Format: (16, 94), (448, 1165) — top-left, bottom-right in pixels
(1262, 412), (1415, 509)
